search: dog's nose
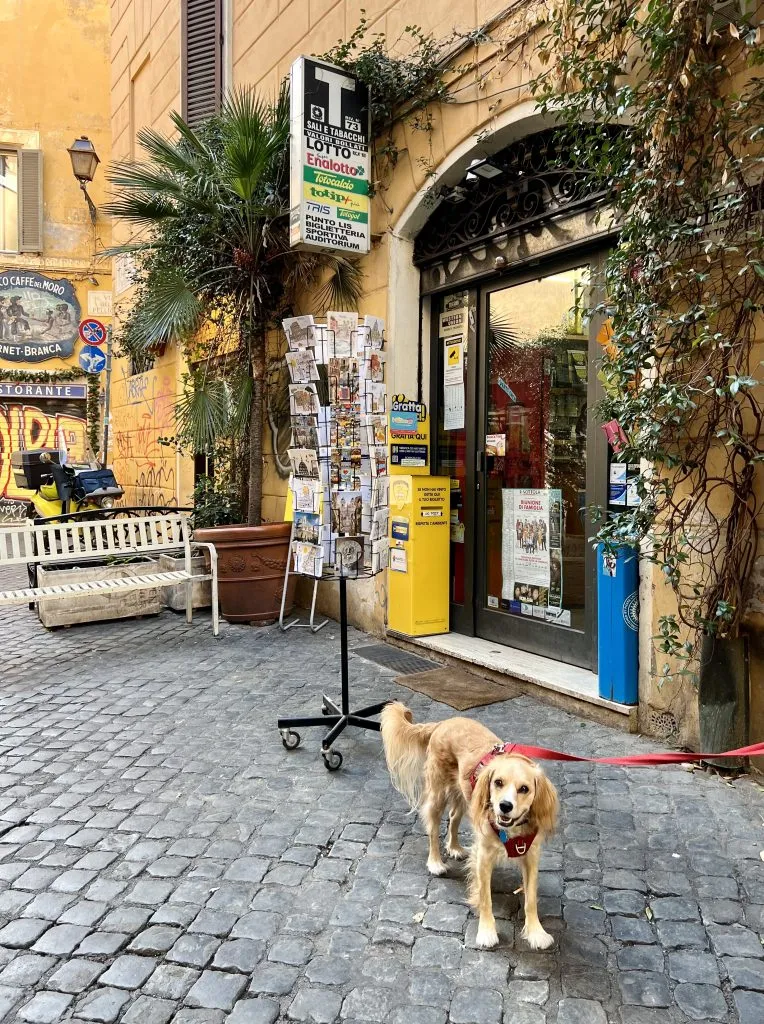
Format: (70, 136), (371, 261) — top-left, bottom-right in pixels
(499, 800), (514, 814)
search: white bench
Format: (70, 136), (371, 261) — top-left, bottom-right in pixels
(0, 513), (219, 635)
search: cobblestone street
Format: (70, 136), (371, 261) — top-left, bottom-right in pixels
(0, 577), (762, 1024)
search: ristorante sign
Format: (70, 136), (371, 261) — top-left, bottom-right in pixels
(289, 57), (371, 254)
(0, 271), (81, 363)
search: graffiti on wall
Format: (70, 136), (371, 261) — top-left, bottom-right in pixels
(0, 402), (87, 520)
(112, 368), (178, 508)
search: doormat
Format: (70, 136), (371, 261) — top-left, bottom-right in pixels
(352, 643), (440, 676)
(394, 666), (520, 710)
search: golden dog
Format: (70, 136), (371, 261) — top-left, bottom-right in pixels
(380, 702), (558, 950)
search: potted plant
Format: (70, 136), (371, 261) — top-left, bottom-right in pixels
(105, 86), (361, 624)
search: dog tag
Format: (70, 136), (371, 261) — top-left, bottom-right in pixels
(498, 829), (508, 843)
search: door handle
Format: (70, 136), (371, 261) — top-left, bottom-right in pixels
(476, 450), (485, 474)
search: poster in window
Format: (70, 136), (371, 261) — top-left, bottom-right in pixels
(501, 488), (563, 609)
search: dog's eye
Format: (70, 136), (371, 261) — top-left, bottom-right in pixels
(493, 779), (503, 787)
(518, 785), (529, 794)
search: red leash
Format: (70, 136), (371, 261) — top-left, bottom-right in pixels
(501, 740), (764, 767)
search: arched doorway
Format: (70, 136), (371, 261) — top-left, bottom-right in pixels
(413, 128), (618, 671)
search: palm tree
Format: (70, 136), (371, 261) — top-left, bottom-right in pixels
(104, 85), (362, 524)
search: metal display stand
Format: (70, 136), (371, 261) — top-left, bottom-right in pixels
(276, 314), (390, 769)
(278, 542), (328, 633)
(278, 575), (387, 770)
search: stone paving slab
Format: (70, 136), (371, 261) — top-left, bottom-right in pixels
(0, 564), (762, 1022)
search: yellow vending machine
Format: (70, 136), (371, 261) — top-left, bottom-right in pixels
(387, 475), (450, 637)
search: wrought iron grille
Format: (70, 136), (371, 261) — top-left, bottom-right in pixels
(413, 129), (611, 266)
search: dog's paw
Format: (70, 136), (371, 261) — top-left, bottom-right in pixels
(427, 858), (448, 877)
(475, 925), (500, 949)
(445, 844), (468, 861)
(521, 925), (555, 950)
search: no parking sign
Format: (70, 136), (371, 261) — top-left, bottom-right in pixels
(79, 318), (106, 347)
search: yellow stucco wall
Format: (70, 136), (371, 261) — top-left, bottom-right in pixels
(109, 356), (186, 508)
(110, 0), (763, 754)
(109, 0), (194, 511)
(0, 0), (112, 519)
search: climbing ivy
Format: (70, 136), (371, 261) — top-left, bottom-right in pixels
(322, 15), (455, 191)
(533, 1), (764, 667)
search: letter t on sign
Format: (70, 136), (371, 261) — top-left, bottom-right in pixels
(315, 67), (356, 127)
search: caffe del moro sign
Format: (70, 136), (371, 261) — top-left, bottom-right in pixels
(289, 57), (370, 254)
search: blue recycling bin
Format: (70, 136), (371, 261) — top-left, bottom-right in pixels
(597, 545), (639, 704)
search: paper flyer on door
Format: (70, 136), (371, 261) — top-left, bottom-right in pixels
(501, 488), (563, 608)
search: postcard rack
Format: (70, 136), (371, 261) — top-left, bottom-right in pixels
(278, 570), (327, 634)
(276, 313), (390, 770)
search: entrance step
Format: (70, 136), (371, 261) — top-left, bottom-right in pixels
(386, 630), (638, 732)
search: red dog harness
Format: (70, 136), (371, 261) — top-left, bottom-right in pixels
(469, 742), (537, 859)
(468, 737), (764, 856)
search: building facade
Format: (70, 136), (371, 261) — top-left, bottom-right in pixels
(110, 0), (763, 756)
(0, 0), (113, 519)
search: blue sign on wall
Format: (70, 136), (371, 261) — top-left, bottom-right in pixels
(79, 345), (106, 374)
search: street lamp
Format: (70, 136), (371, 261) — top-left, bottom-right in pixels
(67, 136), (100, 224)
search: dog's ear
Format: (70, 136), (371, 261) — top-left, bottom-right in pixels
(530, 771), (558, 836)
(469, 766), (492, 824)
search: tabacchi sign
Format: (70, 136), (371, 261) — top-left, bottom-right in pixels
(289, 57), (370, 254)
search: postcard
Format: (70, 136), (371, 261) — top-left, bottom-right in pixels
(360, 381), (386, 414)
(332, 489), (363, 535)
(282, 315), (315, 350)
(293, 510), (321, 545)
(336, 535), (364, 578)
(359, 350), (386, 383)
(327, 311), (359, 358)
(292, 477), (319, 513)
(363, 415), (386, 446)
(291, 416), (319, 450)
(370, 507), (389, 542)
(371, 448), (388, 478)
(372, 474), (389, 508)
(291, 540), (324, 578)
(362, 315), (385, 352)
(369, 537), (389, 573)
(288, 447), (319, 480)
(289, 383), (320, 416)
(285, 349), (319, 384)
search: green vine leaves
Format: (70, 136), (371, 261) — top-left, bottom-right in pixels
(533, 0), (764, 665)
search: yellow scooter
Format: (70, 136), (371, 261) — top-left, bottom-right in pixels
(12, 448), (125, 598)
(11, 448), (124, 520)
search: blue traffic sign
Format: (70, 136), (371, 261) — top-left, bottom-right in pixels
(79, 318), (107, 346)
(79, 345), (107, 374)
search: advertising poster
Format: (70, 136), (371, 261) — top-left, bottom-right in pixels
(0, 271), (80, 362)
(501, 488), (563, 608)
(389, 395), (429, 472)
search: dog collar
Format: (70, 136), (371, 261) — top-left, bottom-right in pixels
(469, 741), (517, 790)
(470, 742), (536, 858)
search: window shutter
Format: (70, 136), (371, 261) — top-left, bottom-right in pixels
(182, 0), (222, 126)
(19, 149), (43, 253)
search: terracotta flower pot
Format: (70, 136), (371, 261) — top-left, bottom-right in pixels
(194, 521), (296, 626)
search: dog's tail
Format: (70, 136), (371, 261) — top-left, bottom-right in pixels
(380, 701), (437, 810)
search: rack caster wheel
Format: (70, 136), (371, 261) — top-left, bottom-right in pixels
(321, 704), (331, 716)
(322, 748), (343, 771)
(280, 729), (301, 750)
